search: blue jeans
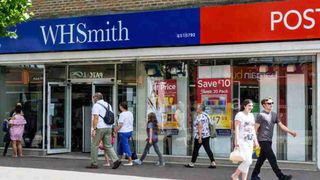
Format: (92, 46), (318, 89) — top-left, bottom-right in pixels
(140, 141), (164, 165)
(118, 131), (132, 157)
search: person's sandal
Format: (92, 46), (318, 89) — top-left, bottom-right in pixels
(184, 163), (194, 168)
(231, 174), (239, 180)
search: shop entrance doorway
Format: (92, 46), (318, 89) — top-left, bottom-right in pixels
(47, 81), (114, 154)
(47, 82), (71, 154)
(71, 84), (91, 152)
(71, 82), (114, 153)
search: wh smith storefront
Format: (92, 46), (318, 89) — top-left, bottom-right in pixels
(0, 0), (319, 169)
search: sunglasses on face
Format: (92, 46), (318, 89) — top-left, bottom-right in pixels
(265, 102), (274, 105)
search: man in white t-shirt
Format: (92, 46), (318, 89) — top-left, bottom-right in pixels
(86, 92), (121, 169)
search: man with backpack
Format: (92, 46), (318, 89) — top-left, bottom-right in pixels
(86, 92), (121, 169)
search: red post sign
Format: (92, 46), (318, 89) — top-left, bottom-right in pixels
(201, 0), (320, 44)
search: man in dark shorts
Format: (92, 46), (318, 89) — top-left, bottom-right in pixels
(251, 97), (297, 180)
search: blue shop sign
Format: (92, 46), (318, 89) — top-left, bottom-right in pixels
(0, 8), (199, 54)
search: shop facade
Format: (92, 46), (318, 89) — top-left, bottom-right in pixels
(0, 0), (319, 169)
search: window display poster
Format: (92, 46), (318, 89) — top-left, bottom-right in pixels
(196, 78), (232, 136)
(147, 79), (179, 135)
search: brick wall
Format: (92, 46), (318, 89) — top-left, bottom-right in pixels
(31, 0), (280, 19)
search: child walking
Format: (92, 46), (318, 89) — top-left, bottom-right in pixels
(133, 112), (165, 166)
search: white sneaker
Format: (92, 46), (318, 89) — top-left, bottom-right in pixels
(123, 162), (133, 166)
(155, 161), (165, 166)
(133, 159), (142, 165)
(184, 163), (194, 168)
(103, 163), (110, 167)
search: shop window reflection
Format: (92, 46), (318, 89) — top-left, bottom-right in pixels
(141, 61), (189, 156)
(233, 56), (316, 162)
(137, 56), (315, 162)
(0, 65), (44, 149)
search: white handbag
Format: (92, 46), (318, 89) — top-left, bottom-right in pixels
(229, 147), (244, 164)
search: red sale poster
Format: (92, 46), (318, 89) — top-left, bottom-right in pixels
(147, 79), (179, 135)
(196, 78), (232, 136)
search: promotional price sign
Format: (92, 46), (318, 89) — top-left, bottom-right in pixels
(147, 79), (179, 135)
(196, 78), (232, 136)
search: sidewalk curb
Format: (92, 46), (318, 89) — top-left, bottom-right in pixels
(22, 153), (318, 172)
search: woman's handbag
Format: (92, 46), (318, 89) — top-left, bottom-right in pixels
(229, 147), (244, 164)
(130, 136), (138, 160)
(204, 114), (217, 138)
(252, 146), (261, 158)
(209, 120), (217, 138)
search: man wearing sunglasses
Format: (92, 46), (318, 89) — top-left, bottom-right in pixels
(251, 97), (297, 180)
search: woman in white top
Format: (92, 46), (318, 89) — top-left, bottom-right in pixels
(114, 101), (134, 166)
(231, 99), (259, 180)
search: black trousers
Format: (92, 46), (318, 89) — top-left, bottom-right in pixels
(3, 132), (11, 156)
(191, 137), (215, 163)
(3, 142), (10, 156)
(251, 141), (285, 179)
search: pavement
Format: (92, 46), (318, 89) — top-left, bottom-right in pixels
(0, 156), (319, 180)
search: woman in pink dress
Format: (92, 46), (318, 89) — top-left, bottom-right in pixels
(9, 105), (27, 157)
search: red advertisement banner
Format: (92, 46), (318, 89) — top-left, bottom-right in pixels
(196, 78), (231, 103)
(201, 0), (320, 44)
(152, 79), (179, 133)
(196, 78), (232, 135)
(154, 79), (177, 105)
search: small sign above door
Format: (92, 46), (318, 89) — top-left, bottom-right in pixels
(70, 71), (104, 79)
(69, 65), (115, 80)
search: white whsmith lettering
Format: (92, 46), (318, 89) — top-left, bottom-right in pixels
(40, 20), (129, 45)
